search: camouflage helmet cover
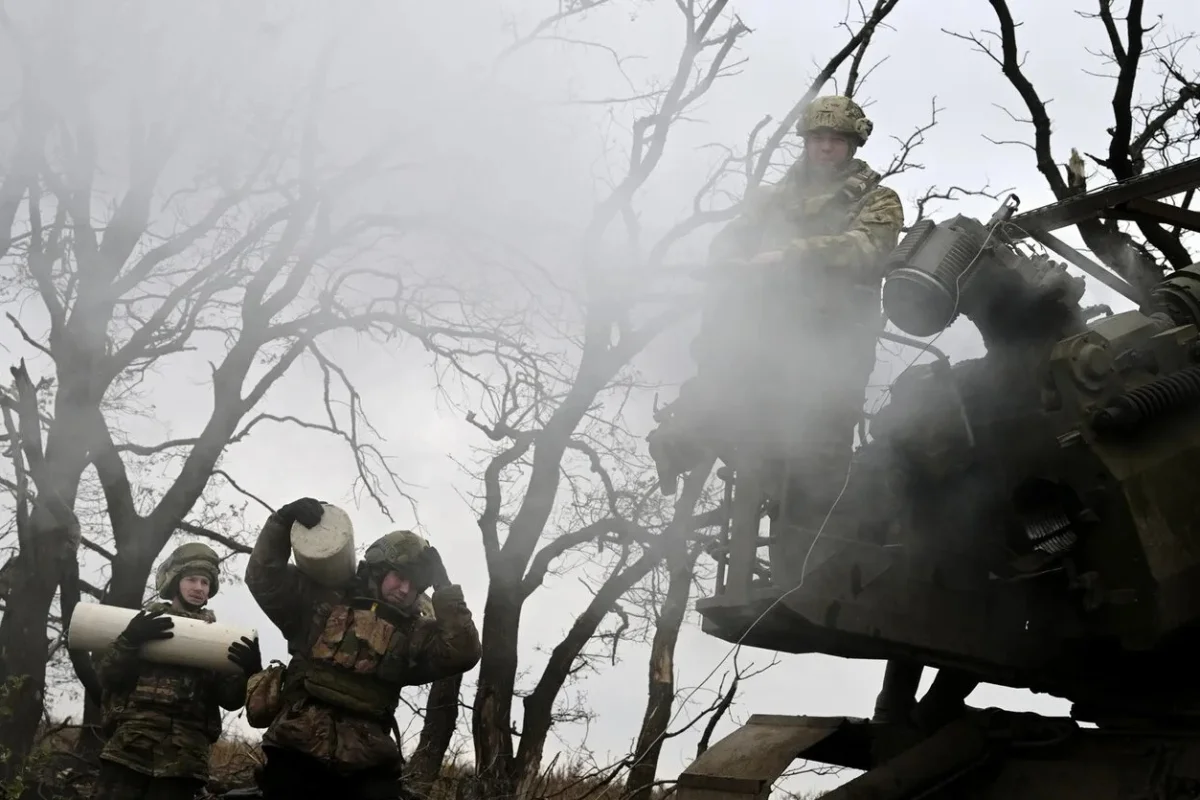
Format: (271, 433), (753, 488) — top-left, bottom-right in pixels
(156, 542), (220, 600)
(798, 95), (873, 145)
(363, 530), (429, 573)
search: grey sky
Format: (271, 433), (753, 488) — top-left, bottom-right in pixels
(12, 0), (1198, 796)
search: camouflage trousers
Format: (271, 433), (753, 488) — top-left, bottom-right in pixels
(649, 311), (874, 496)
(257, 745), (411, 800)
(92, 760), (204, 800)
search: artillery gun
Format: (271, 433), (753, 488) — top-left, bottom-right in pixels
(661, 157), (1200, 799)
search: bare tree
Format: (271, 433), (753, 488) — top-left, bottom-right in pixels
(612, 0), (1010, 793)
(620, 496), (707, 800)
(394, 2), (761, 795)
(401, 0), (1006, 793)
(946, 0), (1200, 297)
(0, 4), (496, 776)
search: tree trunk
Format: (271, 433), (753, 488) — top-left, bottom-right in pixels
(0, 562), (56, 785)
(104, 544), (157, 609)
(515, 554), (658, 788)
(470, 577), (523, 798)
(0, 361), (103, 780)
(513, 464), (716, 791)
(406, 674), (462, 795)
(624, 548), (698, 800)
(0, 510), (74, 785)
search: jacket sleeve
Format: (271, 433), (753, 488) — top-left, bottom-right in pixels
(391, 585), (481, 685)
(784, 184), (904, 282)
(94, 635), (142, 691)
(245, 512), (316, 641)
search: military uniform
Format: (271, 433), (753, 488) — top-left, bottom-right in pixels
(92, 545), (249, 800)
(245, 500), (481, 800)
(649, 96), (904, 533)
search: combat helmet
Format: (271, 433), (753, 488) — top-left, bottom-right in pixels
(797, 95), (873, 146)
(362, 530), (431, 581)
(156, 542), (220, 600)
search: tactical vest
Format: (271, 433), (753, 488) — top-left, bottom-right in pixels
(101, 603), (224, 742)
(283, 596), (413, 720)
(780, 159), (882, 234)
(736, 159), (886, 309)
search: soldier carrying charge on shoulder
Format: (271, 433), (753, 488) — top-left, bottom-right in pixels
(91, 543), (261, 800)
(243, 497), (482, 800)
(647, 95), (905, 533)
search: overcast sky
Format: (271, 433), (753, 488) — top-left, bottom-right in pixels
(10, 0), (1200, 795)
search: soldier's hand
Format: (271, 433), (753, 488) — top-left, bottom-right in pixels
(422, 547), (451, 590)
(227, 636), (263, 675)
(276, 497), (325, 529)
(121, 608), (174, 646)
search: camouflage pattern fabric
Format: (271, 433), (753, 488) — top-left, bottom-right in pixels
(649, 154), (903, 510)
(707, 157), (903, 286)
(91, 759), (204, 800)
(244, 662), (286, 728)
(710, 157), (902, 399)
(156, 542), (221, 599)
(698, 157), (902, 444)
(797, 95), (874, 144)
(363, 530), (428, 569)
(245, 512), (482, 775)
(95, 602), (248, 782)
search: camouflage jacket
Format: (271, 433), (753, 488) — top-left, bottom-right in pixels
(695, 157), (904, 392)
(95, 602), (247, 781)
(709, 157), (905, 313)
(245, 512), (482, 775)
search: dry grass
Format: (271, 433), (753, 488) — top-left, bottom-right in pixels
(416, 760), (675, 800)
(21, 724), (263, 798)
(26, 728), (666, 799)
(205, 737), (263, 793)
(28, 727), (823, 799)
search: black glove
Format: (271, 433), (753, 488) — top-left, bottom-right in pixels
(227, 636), (262, 675)
(421, 547), (451, 590)
(276, 497), (325, 529)
(120, 608), (174, 646)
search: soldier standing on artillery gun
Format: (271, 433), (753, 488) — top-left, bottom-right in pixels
(91, 543), (261, 800)
(647, 95), (905, 538)
(243, 498), (481, 800)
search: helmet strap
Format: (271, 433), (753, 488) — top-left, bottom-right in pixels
(176, 596), (205, 612)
